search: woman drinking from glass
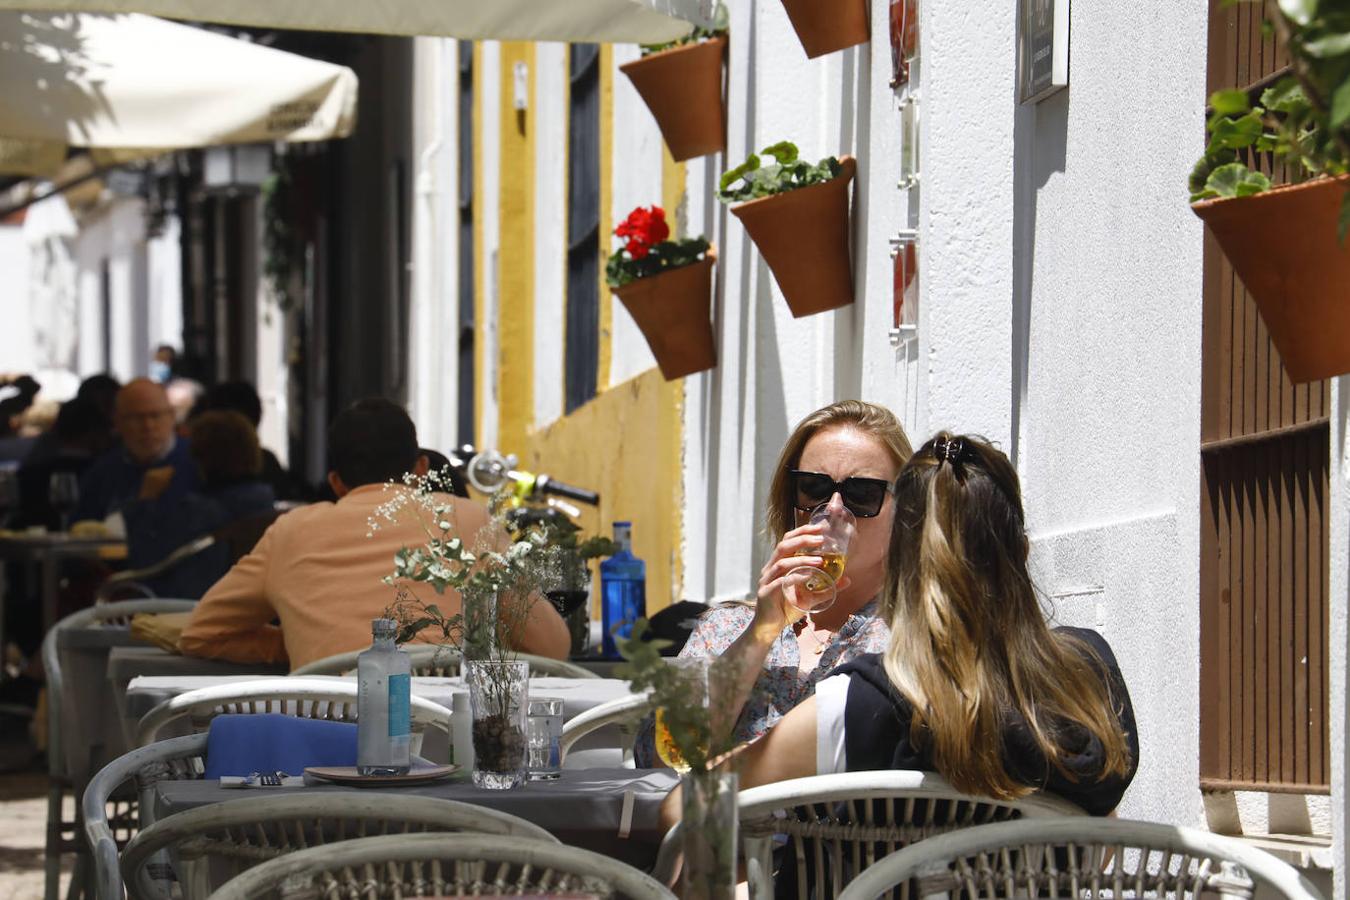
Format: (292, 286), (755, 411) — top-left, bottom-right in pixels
(637, 400), (913, 766)
(705, 432), (1138, 814)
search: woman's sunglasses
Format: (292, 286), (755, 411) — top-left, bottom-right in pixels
(789, 470), (894, 518)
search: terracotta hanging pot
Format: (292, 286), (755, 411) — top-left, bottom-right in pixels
(1193, 176), (1350, 383)
(620, 38), (727, 162)
(613, 249), (718, 381)
(730, 156), (856, 318)
(780, 0), (870, 59)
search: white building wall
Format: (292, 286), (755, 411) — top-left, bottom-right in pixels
(478, 42), (502, 452)
(409, 37), (462, 454)
(0, 223), (34, 374)
(607, 44), (665, 388)
(1331, 377), (1349, 898)
(681, 0), (920, 604)
(533, 42), (568, 429)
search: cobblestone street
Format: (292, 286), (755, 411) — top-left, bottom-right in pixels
(0, 763), (71, 900)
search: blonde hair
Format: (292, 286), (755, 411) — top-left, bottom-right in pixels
(881, 432), (1132, 800)
(765, 400), (913, 541)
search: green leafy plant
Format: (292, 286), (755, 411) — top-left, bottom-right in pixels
(640, 1), (728, 55)
(717, 141), (843, 204)
(1190, 0), (1350, 238)
(614, 620), (740, 775)
(605, 205), (711, 289)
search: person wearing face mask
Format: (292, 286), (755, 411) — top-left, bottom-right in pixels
(634, 401), (913, 765)
(75, 378), (200, 523)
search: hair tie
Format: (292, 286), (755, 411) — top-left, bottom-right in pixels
(934, 436), (965, 464)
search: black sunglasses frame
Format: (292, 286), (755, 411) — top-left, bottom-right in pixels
(788, 470), (894, 518)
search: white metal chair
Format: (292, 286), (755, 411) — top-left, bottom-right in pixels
(558, 692), (653, 767)
(41, 598), (198, 900)
(121, 794), (558, 900)
(653, 770), (1086, 900)
(83, 733), (209, 900)
(833, 816), (1327, 900)
(133, 678), (453, 752)
(289, 643), (463, 676)
(206, 832), (677, 900)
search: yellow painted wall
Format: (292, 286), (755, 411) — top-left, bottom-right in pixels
(496, 42), (535, 455)
(523, 368), (684, 612)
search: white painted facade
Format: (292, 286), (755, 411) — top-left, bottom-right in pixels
(401, 0), (1345, 881)
(4, 193), (182, 396)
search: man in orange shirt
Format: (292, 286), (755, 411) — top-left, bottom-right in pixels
(179, 399), (570, 670)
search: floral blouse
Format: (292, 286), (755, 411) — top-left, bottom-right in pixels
(633, 598), (890, 767)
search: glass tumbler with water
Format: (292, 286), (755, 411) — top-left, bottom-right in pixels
(782, 500), (856, 615)
(526, 697), (564, 780)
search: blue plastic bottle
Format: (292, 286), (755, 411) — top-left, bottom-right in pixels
(600, 521), (646, 658)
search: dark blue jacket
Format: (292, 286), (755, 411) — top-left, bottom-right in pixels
(75, 437), (200, 522)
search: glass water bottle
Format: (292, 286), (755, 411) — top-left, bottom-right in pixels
(357, 618), (412, 775)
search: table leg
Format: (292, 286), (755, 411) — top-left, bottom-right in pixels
(41, 551), (59, 636)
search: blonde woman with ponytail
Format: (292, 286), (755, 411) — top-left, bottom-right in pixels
(710, 432), (1138, 815)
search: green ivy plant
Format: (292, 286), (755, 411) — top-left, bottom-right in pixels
(640, 1), (728, 55)
(1190, 0), (1350, 238)
(717, 141), (843, 204)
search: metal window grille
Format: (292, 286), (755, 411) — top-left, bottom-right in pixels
(565, 43), (601, 414)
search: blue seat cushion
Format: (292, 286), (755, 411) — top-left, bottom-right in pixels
(203, 713), (358, 778)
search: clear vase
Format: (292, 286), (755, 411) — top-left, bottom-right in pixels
(465, 660), (529, 790)
(680, 770), (738, 900)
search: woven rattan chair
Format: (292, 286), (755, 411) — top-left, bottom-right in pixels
(41, 599), (197, 900)
(652, 770), (1085, 900)
(289, 644), (463, 677)
(83, 733), (209, 900)
(121, 794), (558, 900)
(133, 678), (453, 750)
(834, 816), (1326, 900)
(557, 692), (653, 767)
(206, 832), (676, 900)
(290, 645), (598, 679)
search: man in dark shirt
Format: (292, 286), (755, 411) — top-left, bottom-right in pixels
(76, 378), (199, 522)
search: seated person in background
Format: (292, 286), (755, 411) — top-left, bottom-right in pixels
(194, 380), (305, 501)
(15, 397), (113, 530)
(676, 433), (1138, 817)
(76, 378), (199, 523)
(121, 411), (277, 599)
(179, 398), (571, 670)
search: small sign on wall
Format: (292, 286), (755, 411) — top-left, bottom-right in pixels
(1018, 0), (1069, 104)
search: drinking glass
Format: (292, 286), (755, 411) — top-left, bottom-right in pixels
(526, 696), (564, 780)
(654, 657), (711, 773)
(48, 472), (80, 532)
(782, 502), (856, 615)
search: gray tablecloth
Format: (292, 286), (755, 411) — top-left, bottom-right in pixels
(152, 767), (680, 867)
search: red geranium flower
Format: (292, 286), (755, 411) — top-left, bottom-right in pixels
(614, 205), (669, 259)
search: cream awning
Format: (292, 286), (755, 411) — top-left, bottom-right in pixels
(0, 0), (709, 42)
(0, 11), (357, 176)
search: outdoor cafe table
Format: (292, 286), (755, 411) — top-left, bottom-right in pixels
(121, 673), (639, 761)
(151, 767), (681, 868)
(0, 531), (126, 642)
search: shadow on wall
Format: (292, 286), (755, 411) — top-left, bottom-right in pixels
(834, 40), (868, 401)
(1011, 87), (1070, 468)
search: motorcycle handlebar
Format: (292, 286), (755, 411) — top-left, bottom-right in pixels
(534, 474), (600, 506)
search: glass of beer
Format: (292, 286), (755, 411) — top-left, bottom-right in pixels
(782, 501), (855, 615)
(654, 658), (710, 772)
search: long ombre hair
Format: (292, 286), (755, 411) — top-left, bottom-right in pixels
(765, 400), (914, 542)
(881, 433), (1132, 800)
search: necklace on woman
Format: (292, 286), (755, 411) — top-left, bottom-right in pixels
(796, 617), (831, 656)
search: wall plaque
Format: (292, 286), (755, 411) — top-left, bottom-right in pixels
(1019, 0), (1068, 104)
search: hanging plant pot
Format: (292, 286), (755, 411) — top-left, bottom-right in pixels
(1192, 176), (1350, 383)
(613, 249), (718, 380)
(730, 156), (856, 318)
(620, 38), (727, 162)
(781, 0), (870, 59)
